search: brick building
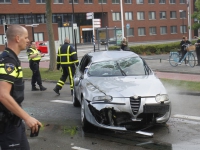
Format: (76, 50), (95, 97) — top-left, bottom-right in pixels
(0, 0), (196, 49)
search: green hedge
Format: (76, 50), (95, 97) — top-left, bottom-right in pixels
(109, 40), (196, 55)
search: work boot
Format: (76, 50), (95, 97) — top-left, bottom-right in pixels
(32, 86), (39, 91)
(53, 86), (60, 95)
(39, 85), (47, 91)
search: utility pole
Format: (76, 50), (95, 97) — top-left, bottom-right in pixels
(120, 0), (124, 38)
(71, 0), (77, 52)
(31, 12), (35, 41)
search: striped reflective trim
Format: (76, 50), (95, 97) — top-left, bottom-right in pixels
(57, 52), (77, 56)
(68, 66), (73, 88)
(0, 64), (23, 78)
(57, 83), (63, 87)
(0, 79), (14, 84)
(28, 48), (41, 61)
(58, 80), (65, 85)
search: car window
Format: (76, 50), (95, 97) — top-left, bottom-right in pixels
(88, 56), (151, 76)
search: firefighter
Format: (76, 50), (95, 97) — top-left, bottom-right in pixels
(0, 25), (42, 149)
(27, 41), (47, 91)
(53, 37), (79, 95)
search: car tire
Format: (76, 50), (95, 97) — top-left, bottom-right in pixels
(81, 99), (91, 132)
(72, 89), (80, 107)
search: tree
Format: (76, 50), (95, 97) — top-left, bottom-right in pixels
(45, 0), (56, 71)
(192, 0), (200, 30)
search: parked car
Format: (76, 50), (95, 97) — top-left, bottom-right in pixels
(35, 41), (48, 53)
(73, 51), (171, 131)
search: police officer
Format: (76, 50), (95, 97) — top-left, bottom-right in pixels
(0, 25), (42, 149)
(195, 37), (200, 66)
(53, 37), (79, 95)
(27, 41), (47, 91)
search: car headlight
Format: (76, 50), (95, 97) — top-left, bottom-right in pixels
(155, 94), (169, 103)
(92, 95), (113, 102)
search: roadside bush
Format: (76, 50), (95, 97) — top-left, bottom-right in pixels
(108, 40), (196, 55)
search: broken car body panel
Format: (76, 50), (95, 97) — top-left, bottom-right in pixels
(73, 51), (171, 131)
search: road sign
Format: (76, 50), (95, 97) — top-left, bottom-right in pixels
(93, 18), (101, 28)
(73, 23), (77, 29)
(86, 12), (93, 20)
(126, 23), (130, 29)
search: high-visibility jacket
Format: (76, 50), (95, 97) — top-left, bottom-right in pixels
(57, 43), (78, 65)
(27, 48), (41, 61)
(0, 48), (24, 112)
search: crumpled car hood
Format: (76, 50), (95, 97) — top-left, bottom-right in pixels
(86, 75), (167, 97)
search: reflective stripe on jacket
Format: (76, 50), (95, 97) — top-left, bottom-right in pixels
(27, 48), (41, 61)
(57, 45), (79, 65)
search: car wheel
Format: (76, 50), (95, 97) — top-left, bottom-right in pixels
(72, 89), (80, 107)
(81, 99), (91, 132)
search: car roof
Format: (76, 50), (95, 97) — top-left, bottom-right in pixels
(87, 51), (139, 62)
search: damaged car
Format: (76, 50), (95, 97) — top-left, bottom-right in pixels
(73, 51), (171, 131)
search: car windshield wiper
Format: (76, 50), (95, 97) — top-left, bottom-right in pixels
(116, 62), (126, 76)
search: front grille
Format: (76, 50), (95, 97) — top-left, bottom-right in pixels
(130, 97), (141, 115)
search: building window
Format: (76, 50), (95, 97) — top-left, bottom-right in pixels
(84, 0), (92, 3)
(112, 12), (121, 21)
(170, 0), (176, 4)
(125, 12), (133, 20)
(36, 0), (45, 3)
(180, 25), (187, 33)
(149, 27), (156, 35)
(34, 33), (44, 42)
(159, 0), (165, 3)
(180, 0), (186, 4)
(0, 34), (6, 45)
(53, 0), (63, 3)
(138, 27), (146, 36)
(18, 0), (29, 3)
(125, 0), (132, 4)
(137, 12), (145, 20)
(136, 0), (143, 4)
(69, 0), (79, 3)
(148, 0), (155, 4)
(170, 11), (177, 19)
(0, 0), (11, 3)
(180, 10), (186, 18)
(149, 11), (156, 20)
(127, 28), (134, 36)
(160, 11), (166, 19)
(160, 26), (167, 35)
(112, 0), (119, 4)
(98, 0), (106, 3)
(170, 26), (177, 34)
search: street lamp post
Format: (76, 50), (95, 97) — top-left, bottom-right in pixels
(31, 12), (35, 41)
(71, 0), (77, 52)
(120, 0), (124, 38)
(179, 10), (184, 35)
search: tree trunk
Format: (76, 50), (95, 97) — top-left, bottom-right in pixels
(45, 0), (56, 71)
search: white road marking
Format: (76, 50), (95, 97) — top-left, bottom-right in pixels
(173, 114), (200, 121)
(71, 146), (90, 150)
(50, 100), (73, 104)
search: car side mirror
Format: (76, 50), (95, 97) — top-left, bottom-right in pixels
(74, 77), (80, 86)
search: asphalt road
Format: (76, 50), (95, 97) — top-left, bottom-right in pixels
(22, 80), (200, 150)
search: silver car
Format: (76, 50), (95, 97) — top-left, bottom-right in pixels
(73, 51), (171, 131)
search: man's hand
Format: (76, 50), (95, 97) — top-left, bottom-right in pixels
(24, 116), (42, 134)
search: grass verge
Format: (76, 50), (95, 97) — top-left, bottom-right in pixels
(22, 68), (200, 92)
(161, 79), (200, 92)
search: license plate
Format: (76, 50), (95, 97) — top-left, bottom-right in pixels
(144, 105), (169, 113)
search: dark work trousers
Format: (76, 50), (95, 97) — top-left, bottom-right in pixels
(29, 60), (42, 87)
(0, 121), (30, 150)
(179, 50), (187, 64)
(196, 47), (200, 65)
(56, 65), (76, 90)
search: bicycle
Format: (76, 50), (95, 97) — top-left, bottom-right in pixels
(169, 44), (196, 67)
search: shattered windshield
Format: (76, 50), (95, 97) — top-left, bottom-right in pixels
(88, 56), (151, 76)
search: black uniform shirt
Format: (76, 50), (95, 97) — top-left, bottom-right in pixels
(0, 48), (22, 84)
